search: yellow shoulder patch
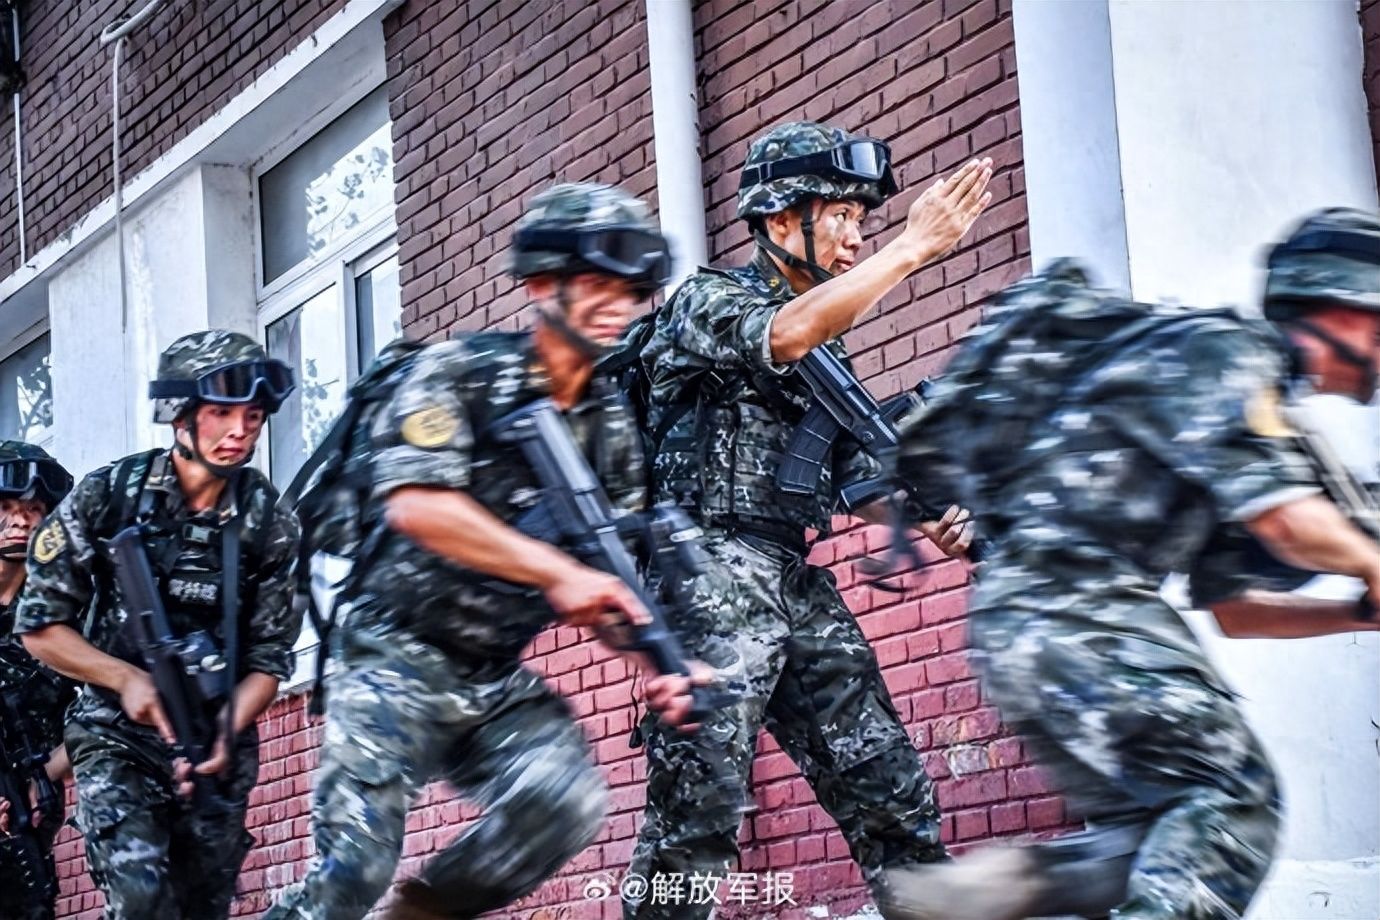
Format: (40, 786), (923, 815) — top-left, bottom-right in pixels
(32, 519), (67, 564)
(1244, 387), (1295, 438)
(400, 406), (459, 449)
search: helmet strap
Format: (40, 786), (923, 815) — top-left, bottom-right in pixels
(752, 201), (835, 287)
(537, 281), (609, 361)
(177, 409), (255, 479)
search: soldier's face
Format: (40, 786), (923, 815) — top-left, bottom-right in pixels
(531, 273), (639, 346)
(0, 498), (45, 556)
(769, 199), (867, 282)
(1294, 308), (1380, 402)
(177, 403), (267, 466)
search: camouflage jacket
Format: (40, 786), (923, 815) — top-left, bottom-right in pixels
(0, 596), (75, 755)
(934, 309), (1320, 647)
(14, 450), (301, 733)
(641, 248), (879, 540)
(340, 330), (646, 670)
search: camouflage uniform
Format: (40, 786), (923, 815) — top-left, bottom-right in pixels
(626, 236), (946, 919)
(14, 326), (303, 920)
(1, 597), (77, 920)
(264, 331), (646, 920)
(892, 261), (1350, 918)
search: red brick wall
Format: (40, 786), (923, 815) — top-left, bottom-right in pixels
(1364, 0), (1380, 191)
(0, 0), (350, 277)
(387, 0), (657, 343)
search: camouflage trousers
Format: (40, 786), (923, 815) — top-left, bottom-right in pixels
(264, 629), (608, 920)
(625, 532), (946, 920)
(971, 587), (1281, 920)
(0, 799), (62, 920)
(65, 716), (260, 920)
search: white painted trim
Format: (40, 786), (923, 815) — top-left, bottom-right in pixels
(645, 0), (708, 291)
(0, 318), (48, 363)
(0, 0), (404, 305)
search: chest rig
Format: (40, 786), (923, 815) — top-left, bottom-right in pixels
(91, 451), (267, 682)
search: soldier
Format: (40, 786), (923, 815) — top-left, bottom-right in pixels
(884, 208), (1380, 920)
(262, 182), (704, 920)
(15, 331), (302, 920)
(623, 121), (992, 919)
(0, 441), (76, 920)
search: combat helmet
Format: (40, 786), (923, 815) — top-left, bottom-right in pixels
(510, 182), (672, 299)
(148, 330), (295, 476)
(738, 121), (899, 283)
(1264, 208), (1380, 398)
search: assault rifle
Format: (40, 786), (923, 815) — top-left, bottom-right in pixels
(0, 684), (57, 909)
(109, 526), (231, 809)
(490, 399), (730, 723)
(777, 346), (989, 578)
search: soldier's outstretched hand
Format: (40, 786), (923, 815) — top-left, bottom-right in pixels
(544, 562), (651, 630)
(901, 157), (993, 260)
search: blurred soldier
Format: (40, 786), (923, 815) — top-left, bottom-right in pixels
(0, 441), (76, 920)
(263, 182), (704, 920)
(16, 331), (302, 920)
(885, 208), (1380, 920)
(623, 121), (992, 920)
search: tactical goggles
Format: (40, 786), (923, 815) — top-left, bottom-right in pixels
(738, 139), (899, 198)
(1269, 229), (1380, 266)
(149, 358), (296, 411)
(515, 226), (673, 286)
(0, 459), (73, 501)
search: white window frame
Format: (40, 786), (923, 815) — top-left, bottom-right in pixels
(0, 320), (56, 451)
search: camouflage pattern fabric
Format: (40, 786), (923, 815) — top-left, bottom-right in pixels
(64, 719), (260, 919)
(640, 249), (880, 536)
(265, 331), (643, 919)
(624, 531), (945, 920)
(898, 267), (1329, 918)
(0, 599), (74, 920)
(1263, 207), (1380, 314)
(737, 121), (889, 218)
(13, 449), (301, 919)
(263, 634), (607, 920)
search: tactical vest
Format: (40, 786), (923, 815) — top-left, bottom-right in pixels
(645, 265), (841, 542)
(87, 450), (274, 678)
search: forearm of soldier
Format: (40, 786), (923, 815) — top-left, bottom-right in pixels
(1210, 590), (1379, 638)
(1245, 495), (1380, 580)
(44, 744), (70, 783)
(20, 623), (144, 693)
(768, 242), (927, 363)
(385, 486), (582, 590)
(229, 672), (280, 734)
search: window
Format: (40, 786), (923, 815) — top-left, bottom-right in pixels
(0, 331), (54, 446)
(254, 85), (402, 689)
(256, 84), (401, 490)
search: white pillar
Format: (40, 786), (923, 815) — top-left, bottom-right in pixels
(645, 1), (708, 291)
(1013, 3), (1379, 917)
(1012, 0), (1130, 290)
(49, 164), (257, 477)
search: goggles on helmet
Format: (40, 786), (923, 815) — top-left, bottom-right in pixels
(0, 458), (73, 502)
(514, 226), (672, 287)
(149, 358), (296, 412)
(738, 138), (899, 199)
(1269, 228), (1380, 266)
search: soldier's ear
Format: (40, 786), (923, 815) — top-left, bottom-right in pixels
(524, 275), (557, 302)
